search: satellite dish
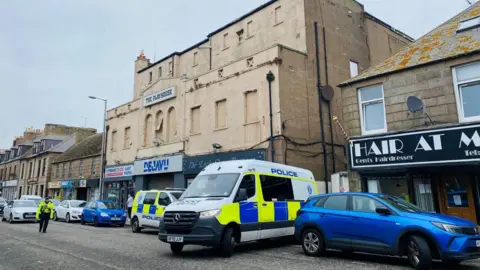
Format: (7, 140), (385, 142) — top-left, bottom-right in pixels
(321, 85), (334, 101)
(407, 96), (424, 113)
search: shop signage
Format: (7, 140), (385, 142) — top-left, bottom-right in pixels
(78, 180), (87, 188)
(349, 123), (480, 170)
(134, 154), (183, 175)
(2, 180), (17, 187)
(48, 181), (61, 189)
(183, 149), (266, 174)
(61, 180), (73, 189)
(105, 165), (133, 178)
(143, 87), (176, 107)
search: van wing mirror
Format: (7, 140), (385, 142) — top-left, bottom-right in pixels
(376, 207), (391, 215)
(235, 188), (248, 202)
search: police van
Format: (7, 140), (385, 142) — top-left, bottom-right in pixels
(131, 188), (184, 233)
(158, 160), (318, 257)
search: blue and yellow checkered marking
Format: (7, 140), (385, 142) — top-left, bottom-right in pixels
(239, 202), (258, 223)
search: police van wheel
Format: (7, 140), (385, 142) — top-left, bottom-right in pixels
(220, 227), (236, 258)
(301, 228), (325, 257)
(131, 217), (141, 233)
(170, 243), (184, 255)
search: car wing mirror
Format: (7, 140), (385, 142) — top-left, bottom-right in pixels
(376, 207), (391, 215)
(235, 188), (248, 202)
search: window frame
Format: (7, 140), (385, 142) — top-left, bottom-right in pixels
(452, 61), (480, 123)
(358, 84), (387, 135)
(143, 192), (158, 205)
(259, 174), (294, 202)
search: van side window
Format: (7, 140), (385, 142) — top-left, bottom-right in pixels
(260, 175), (294, 201)
(238, 174), (256, 199)
(158, 192), (171, 206)
(143, 192), (157, 204)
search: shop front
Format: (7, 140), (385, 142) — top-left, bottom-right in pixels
(2, 180), (18, 201)
(48, 181), (62, 199)
(349, 122), (480, 224)
(61, 180), (75, 200)
(104, 164), (134, 208)
(133, 154), (184, 191)
(183, 149), (266, 187)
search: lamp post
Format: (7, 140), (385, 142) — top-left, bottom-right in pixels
(266, 71), (275, 162)
(89, 96), (107, 200)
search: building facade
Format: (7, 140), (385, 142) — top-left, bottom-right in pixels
(106, 0), (412, 192)
(50, 133), (102, 201)
(339, 3), (480, 223)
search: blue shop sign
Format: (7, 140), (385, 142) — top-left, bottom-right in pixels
(61, 180), (73, 189)
(183, 149), (266, 175)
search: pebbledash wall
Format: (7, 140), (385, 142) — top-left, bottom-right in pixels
(105, 0), (412, 193)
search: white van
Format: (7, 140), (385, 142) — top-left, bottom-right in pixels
(158, 159), (318, 257)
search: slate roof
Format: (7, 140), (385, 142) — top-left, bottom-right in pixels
(340, 2), (480, 86)
(32, 134), (69, 143)
(53, 133), (102, 163)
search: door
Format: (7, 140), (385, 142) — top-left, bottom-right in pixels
(439, 175), (477, 223)
(348, 195), (400, 254)
(236, 174), (260, 242)
(141, 192), (158, 227)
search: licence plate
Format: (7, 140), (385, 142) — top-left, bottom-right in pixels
(167, 236), (184, 243)
(476, 240), (480, 247)
(25, 215), (35, 219)
(111, 217), (120, 221)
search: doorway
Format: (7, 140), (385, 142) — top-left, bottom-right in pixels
(438, 175), (477, 223)
(77, 188), (88, 201)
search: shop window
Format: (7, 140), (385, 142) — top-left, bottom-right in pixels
(412, 176), (435, 212)
(158, 192), (171, 206)
(453, 61), (480, 122)
(444, 176), (470, 208)
(244, 90), (258, 123)
(237, 174), (256, 199)
(358, 84), (386, 135)
(367, 177), (410, 201)
(352, 196), (383, 213)
(190, 106), (201, 134)
(167, 106), (177, 142)
(260, 175), (294, 201)
(215, 99), (227, 129)
(143, 192), (157, 205)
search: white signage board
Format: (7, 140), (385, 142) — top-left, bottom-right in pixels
(143, 87), (176, 107)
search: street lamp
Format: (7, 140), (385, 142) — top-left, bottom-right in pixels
(89, 96), (107, 200)
(266, 71), (275, 162)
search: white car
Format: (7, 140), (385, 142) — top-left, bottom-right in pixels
(54, 200), (86, 223)
(2, 200), (38, 223)
(19, 195), (42, 201)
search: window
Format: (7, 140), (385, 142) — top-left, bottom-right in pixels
(218, 69), (224, 79)
(124, 127), (131, 149)
(247, 21), (253, 37)
(238, 174), (256, 199)
(260, 175), (294, 201)
(223, 33), (229, 49)
(143, 192), (157, 204)
(56, 164), (60, 179)
(155, 111), (164, 141)
(237, 29), (244, 43)
(144, 114), (153, 146)
(352, 196), (383, 213)
(322, 195), (348, 210)
(167, 107), (177, 142)
(0, 169), (3, 180)
(245, 90), (258, 123)
(62, 163), (66, 178)
(149, 71), (152, 83)
(37, 160), (41, 177)
(159, 66), (162, 78)
(158, 192), (171, 206)
(458, 16), (480, 33)
(358, 84), (386, 135)
(79, 160), (84, 176)
(42, 158), (46, 176)
(68, 162), (72, 178)
(193, 52), (198, 66)
(111, 130), (117, 151)
(349, 61), (359, 78)
(274, 6), (282, 24)
(190, 106), (201, 134)
(215, 99), (227, 129)
(247, 57), (254, 68)
(168, 61), (173, 74)
(453, 61), (480, 122)
(91, 157), (97, 175)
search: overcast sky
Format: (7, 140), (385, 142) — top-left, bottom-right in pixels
(0, 0), (476, 147)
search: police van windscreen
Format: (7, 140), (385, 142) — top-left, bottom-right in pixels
(182, 173), (240, 198)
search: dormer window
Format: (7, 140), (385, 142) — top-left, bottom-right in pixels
(41, 140), (45, 152)
(458, 16), (480, 33)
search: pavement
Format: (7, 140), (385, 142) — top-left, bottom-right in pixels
(1, 220), (480, 270)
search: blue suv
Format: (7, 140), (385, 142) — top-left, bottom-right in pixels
(294, 192), (480, 270)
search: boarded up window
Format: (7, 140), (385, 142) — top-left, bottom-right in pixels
(124, 127), (131, 149)
(167, 107), (177, 141)
(191, 106), (201, 134)
(223, 33), (229, 48)
(245, 90), (258, 123)
(144, 114), (153, 147)
(216, 99), (227, 129)
(193, 52), (198, 66)
(111, 130), (117, 150)
(155, 110), (164, 142)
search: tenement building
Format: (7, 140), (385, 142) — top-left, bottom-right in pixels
(339, 3), (480, 223)
(106, 0), (412, 194)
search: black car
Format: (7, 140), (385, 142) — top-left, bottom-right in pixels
(0, 197), (6, 216)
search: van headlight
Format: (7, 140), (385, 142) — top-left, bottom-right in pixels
(199, 209), (221, 218)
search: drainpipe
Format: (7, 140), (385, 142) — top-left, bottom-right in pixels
(315, 22), (328, 193)
(266, 71), (276, 163)
(323, 27), (335, 174)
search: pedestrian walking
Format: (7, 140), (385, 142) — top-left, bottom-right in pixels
(36, 196), (54, 233)
(126, 193), (133, 219)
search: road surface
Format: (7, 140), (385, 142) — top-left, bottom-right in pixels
(0, 220), (479, 269)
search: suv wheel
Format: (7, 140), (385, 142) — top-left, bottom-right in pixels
(131, 217), (141, 233)
(407, 236), (432, 270)
(301, 228), (324, 256)
(170, 243), (184, 255)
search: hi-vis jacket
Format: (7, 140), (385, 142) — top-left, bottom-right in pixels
(36, 201), (55, 219)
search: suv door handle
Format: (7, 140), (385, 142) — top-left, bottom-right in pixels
(262, 203), (267, 206)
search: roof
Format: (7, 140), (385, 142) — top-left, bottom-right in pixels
(33, 134), (69, 143)
(53, 133), (102, 163)
(340, 2), (480, 86)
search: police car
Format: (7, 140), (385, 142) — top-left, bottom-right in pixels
(131, 188), (184, 233)
(158, 160), (318, 257)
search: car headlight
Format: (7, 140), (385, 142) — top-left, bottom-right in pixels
(100, 212), (109, 217)
(199, 209), (221, 218)
(432, 222), (463, 233)
(14, 211), (21, 214)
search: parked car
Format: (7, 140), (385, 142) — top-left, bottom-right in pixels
(1, 200), (38, 223)
(294, 192), (480, 270)
(54, 200), (86, 223)
(81, 200), (126, 227)
(0, 197), (6, 216)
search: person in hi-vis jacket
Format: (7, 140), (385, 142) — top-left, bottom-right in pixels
(36, 197), (54, 233)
